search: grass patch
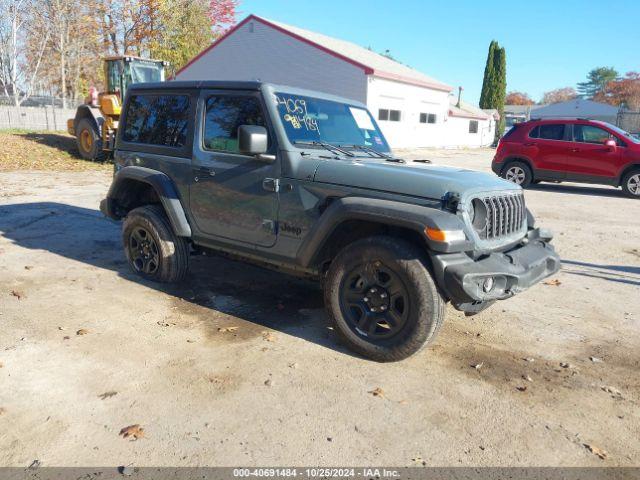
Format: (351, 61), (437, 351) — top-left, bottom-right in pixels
(0, 131), (112, 172)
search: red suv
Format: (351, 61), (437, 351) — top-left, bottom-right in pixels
(492, 118), (640, 197)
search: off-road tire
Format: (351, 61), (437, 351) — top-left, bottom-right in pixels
(122, 205), (189, 283)
(501, 160), (533, 188)
(621, 169), (640, 198)
(76, 118), (106, 161)
(324, 236), (445, 362)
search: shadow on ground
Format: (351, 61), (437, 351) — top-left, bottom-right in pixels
(21, 132), (78, 154)
(562, 259), (640, 287)
(0, 201), (350, 356)
(529, 182), (625, 198)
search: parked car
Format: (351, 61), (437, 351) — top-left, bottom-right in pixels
(492, 118), (640, 197)
(100, 81), (560, 361)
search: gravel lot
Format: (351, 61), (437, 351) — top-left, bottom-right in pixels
(0, 141), (639, 467)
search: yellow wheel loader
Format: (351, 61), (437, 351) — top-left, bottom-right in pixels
(68, 56), (167, 161)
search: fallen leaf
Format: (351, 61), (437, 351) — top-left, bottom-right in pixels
(368, 387), (385, 398)
(76, 329), (89, 336)
(522, 375), (533, 382)
(589, 356), (603, 363)
(516, 386), (527, 392)
(559, 362), (572, 368)
(264, 379), (273, 387)
(24, 266), (33, 270)
(584, 444), (607, 460)
(601, 386), (622, 397)
(119, 424), (144, 440)
(217, 326), (239, 333)
(57, 326), (64, 331)
(10, 290), (24, 300)
(98, 391), (118, 400)
(288, 362), (298, 369)
(523, 357), (535, 362)
(471, 362), (483, 370)
(262, 331), (276, 342)
(543, 279), (562, 286)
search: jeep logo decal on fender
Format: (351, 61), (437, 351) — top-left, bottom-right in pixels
(280, 222), (302, 236)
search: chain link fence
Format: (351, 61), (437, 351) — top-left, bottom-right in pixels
(0, 95), (83, 131)
(617, 110), (640, 136)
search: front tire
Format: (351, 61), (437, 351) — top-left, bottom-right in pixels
(324, 236), (445, 362)
(621, 169), (640, 198)
(76, 118), (105, 161)
(122, 205), (190, 283)
(501, 161), (533, 188)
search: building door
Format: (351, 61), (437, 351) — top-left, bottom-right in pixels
(189, 90), (279, 247)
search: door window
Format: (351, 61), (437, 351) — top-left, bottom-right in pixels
(573, 124), (614, 144)
(538, 124), (565, 141)
(203, 95), (266, 153)
(122, 94), (190, 147)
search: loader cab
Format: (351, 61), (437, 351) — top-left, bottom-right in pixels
(104, 56), (167, 100)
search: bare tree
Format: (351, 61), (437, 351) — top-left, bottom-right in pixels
(0, 0), (49, 105)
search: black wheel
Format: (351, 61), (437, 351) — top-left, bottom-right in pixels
(501, 161), (533, 188)
(621, 169), (640, 198)
(324, 236), (445, 362)
(76, 118), (105, 161)
(122, 205), (189, 283)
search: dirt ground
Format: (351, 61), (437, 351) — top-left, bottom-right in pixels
(0, 135), (639, 467)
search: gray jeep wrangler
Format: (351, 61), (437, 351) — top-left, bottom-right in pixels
(100, 81), (560, 361)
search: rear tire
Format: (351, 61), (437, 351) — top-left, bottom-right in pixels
(122, 205), (190, 283)
(501, 161), (533, 188)
(76, 118), (105, 161)
(324, 236), (445, 362)
(621, 169), (640, 198)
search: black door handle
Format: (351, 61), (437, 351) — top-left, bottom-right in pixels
(524, 142), (536, 147)
(197, 167), (216, 177)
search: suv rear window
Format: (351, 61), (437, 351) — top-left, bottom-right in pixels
(123, 94), (190, 147)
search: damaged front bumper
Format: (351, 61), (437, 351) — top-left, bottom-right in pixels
(431, 228), (561, 313)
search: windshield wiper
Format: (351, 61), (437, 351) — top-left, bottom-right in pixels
(294, 140), (355, 157)
(341, 144), (405, 163)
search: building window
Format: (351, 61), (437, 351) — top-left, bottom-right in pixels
(378, 109), (401, 122)
(469, 120), (479, 134)
(419, 113), (436, 124)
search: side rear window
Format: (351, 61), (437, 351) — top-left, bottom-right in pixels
(528, 125), (539, 138)
(123, 94), (190, 147)
(503, 124), (520, 139)
(538, 124), (565, 141)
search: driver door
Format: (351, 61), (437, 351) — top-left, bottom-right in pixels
(189, 90), (279, 247)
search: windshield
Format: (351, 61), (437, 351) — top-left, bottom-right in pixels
(602, 122), (640, 144)
(273, 92), (390, 152)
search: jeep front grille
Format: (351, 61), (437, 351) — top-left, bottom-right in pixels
(476, 193), (526, 240)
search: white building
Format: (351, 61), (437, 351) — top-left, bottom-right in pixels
(175, 14), (495, 148)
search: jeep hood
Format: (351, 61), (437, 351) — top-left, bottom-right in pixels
(313, 159), (521, 201)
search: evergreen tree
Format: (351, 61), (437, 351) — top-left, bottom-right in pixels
(577, 67), (618, 98)
(479, 41), (497, 109)
(493, 46), (507, 139)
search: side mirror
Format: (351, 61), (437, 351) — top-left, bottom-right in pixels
(604, 138), (617, 151)
(238, 125), (268, 155)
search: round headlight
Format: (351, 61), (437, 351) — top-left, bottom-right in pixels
(470, 199), (488, 232)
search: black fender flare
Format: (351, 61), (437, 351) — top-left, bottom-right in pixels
(296, 196), (473, 267)
(101, 166), (192, 237)
(73, 105), (104, 133)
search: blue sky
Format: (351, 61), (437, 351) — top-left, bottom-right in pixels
(239, 0), (640, 105)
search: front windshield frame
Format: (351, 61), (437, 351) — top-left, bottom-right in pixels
(272, 91), (391, 153)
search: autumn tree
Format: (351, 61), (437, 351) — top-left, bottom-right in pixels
(150, 0), (237, 76)
(505, 91), (533, 105)
(577, 67), (618, 98)
(593, 72), (640, 110)
(541, 87), (577, 104)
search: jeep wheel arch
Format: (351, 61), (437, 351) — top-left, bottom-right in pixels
(101, 166), (192, 237)
(296, 197), (472, 269)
